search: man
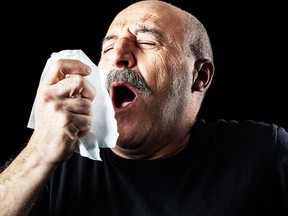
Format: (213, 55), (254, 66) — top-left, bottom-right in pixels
(0, 0), (287, 215)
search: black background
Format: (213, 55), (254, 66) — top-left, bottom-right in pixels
(1, 0), (287, 166)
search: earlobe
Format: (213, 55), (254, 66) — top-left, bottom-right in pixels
(192, 59), (214, 92)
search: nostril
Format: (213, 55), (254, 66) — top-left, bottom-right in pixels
(116, 60), (130, 68)
(112, 50), (135, 68)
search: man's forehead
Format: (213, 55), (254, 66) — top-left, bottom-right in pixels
(107, 10), (178, 36)
(109, 1), (181, 29)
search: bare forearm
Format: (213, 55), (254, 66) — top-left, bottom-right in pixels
(0, 58), (94, 216)
(0, 143), (57, 216)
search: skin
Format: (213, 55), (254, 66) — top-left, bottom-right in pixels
(0, 1), (214, 215)
(98, 0), (214, 159)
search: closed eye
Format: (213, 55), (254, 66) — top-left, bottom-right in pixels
(137, 41), (156, 46)
(103, 46), (113, 53)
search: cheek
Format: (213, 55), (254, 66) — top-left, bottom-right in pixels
(97, 58), (108, 71)
(140, 56), (171, 91)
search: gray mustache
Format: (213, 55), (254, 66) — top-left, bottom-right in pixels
(105, 68), (151, 94)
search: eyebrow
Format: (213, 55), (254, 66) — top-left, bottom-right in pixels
(101, 25), (164, 48)
(101, 34), (117, 49)
(135, 25), (163, 40)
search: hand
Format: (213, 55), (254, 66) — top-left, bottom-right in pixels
(32, 59), (96, 163)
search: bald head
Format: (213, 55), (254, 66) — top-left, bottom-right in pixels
(113, 0), (213, 62)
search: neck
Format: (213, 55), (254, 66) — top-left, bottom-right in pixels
(111, 132), (191, 160)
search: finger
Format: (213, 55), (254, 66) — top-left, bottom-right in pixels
(63, 97), (93, 115)
(55, 74), (96, 101)
(42, 59), (92, 85)
(34, 91), (93, 139)
(68, 112), (93, 138)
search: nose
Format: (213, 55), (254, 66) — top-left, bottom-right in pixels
(109, 38), (136, 68)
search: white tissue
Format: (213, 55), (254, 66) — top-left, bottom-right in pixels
(27, 50), (118, 161)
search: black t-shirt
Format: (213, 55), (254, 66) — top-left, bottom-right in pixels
(29, 119), (288, 216)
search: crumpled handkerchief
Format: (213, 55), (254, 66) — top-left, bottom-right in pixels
(27, 49), (118, 161)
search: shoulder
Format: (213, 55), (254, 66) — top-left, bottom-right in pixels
(190, 119), (288, 173)
(196, 118), (287, 137)
(194, 119), (288, 152)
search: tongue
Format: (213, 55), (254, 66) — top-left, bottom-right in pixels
(121, 100), (132, 108)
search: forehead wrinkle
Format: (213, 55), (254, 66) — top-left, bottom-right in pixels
(101, 23), (165, 49)
(101, 20), (128, 48)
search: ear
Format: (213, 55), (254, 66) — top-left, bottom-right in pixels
(192, 59), (214, 92)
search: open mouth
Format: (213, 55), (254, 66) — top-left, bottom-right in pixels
(111, 83), (137, 109)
